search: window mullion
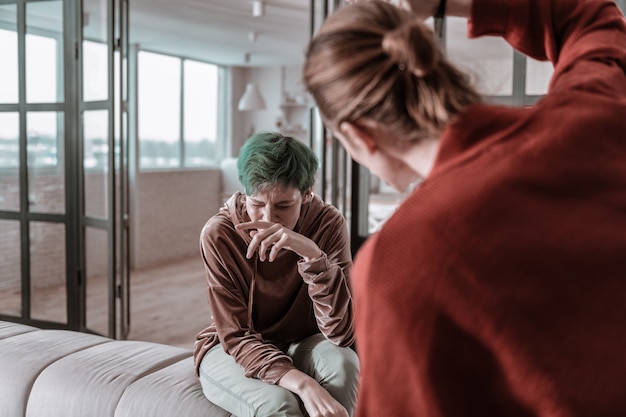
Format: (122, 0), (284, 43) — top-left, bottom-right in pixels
(179, 58), (184, 168)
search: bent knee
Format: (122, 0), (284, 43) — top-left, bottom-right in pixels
(320, 345), (360, 386)
(255, 388), (302, 417)
(340, 347), (360, 382)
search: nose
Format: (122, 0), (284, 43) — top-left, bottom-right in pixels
(261, 205), (275, 222)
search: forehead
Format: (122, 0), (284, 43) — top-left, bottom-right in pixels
(248, 185), (301, 202)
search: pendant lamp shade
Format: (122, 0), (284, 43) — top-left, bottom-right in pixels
(238, 83), (266, 111)
(252, 0), (264, 17)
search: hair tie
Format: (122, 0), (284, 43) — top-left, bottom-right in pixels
(398, 64), (407, 71)
(435, 0), (446, 19)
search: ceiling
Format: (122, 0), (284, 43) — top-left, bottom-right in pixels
(122, 0), (492, 69)
(126, 0), (313, 67)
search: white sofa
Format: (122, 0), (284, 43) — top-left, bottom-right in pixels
(0, 321), (232, 417)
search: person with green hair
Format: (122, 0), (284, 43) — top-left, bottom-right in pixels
(194, 131), (359, 417)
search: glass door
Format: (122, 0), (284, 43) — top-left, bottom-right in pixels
(81, 0), (129, 338)
(0, 0), (75, 328)
(0, 0), (129, 339)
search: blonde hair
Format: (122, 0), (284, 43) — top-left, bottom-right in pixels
(303, 0), (480, 140)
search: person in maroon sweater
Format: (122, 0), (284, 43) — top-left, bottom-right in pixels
(304, 0), (626, 416)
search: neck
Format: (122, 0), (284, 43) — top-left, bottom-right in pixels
(403, 137), (441, 180)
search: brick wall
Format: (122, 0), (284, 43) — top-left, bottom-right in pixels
(0, 168), (222, 289)
(131, 169), (221, 268)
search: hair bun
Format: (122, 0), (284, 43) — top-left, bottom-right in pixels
(382, 21), (440, 78)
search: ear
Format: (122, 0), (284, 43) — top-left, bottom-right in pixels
(339, 121), (378, 154)
(303, 187), (314, 202)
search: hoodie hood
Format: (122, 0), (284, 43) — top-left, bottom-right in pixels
(222, 192), (253, 243)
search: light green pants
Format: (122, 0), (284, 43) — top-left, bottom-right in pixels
(198, 333), (360, 417)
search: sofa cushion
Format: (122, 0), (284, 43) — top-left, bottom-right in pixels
(115, 356), (226, 417)
(0, 322), (232, 417)
(0, 327), (109, 417)
(0, 321), (38, 339)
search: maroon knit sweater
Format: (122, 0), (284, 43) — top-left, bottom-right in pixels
(352, 0), (626, 416)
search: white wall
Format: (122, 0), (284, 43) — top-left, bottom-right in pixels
(230, 66), (248, 156)
(249, 67), (284, 137)
(230, 66), (301, 156)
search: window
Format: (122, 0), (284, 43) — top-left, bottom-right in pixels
(446, 17), (515, 97)
(138, 51), (221, 169)
(27, 33), (59, 103)
(1, 4), (64, 171)
(83, 40), (108, 102)
(0, 26), (18, 104)
(183, 60), (219, 167)
(445, 17), (554, 102)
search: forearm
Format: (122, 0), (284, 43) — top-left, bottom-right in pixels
(300, 255), (355, 346)
(216, 325), (297, 383)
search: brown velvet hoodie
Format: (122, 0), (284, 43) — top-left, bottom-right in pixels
(193, 192), (355, 384)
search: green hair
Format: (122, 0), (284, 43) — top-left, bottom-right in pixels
(237, 131), (319, 195)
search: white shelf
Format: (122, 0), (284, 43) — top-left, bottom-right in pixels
(281, 128), (307, 135)
(279, 101), (309, 141)
(279, 102), (308, 116)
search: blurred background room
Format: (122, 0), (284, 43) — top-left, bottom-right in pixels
(1, 0), (623, 347)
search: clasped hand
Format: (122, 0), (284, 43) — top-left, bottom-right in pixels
(235, 221), (322, 262)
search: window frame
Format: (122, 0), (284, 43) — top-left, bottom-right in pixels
(0, 4), (66, 176)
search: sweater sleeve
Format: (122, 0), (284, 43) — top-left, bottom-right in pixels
(469, 0), (626, 97)
(298, 209), (355, 347)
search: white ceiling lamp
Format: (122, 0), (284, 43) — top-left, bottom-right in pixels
(252, 1), (264, 17)
(238, 83), (266, 111)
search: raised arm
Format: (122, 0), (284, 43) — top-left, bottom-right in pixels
(468, 0), (626, 97)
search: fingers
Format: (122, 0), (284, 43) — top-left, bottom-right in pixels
(235, 220), (273, 231)
(237, 221), (313, 262)
(268, 234), (289, 262)
(236, 221), (274, 259)
(243, 223), (285, 261)
(256, 229), (282, 261)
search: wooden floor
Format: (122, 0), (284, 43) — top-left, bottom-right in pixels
(0, 255), (211, 350)
(124, 255), (210, 349)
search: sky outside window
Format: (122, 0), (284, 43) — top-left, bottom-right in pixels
(0, 28), (18, 104)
